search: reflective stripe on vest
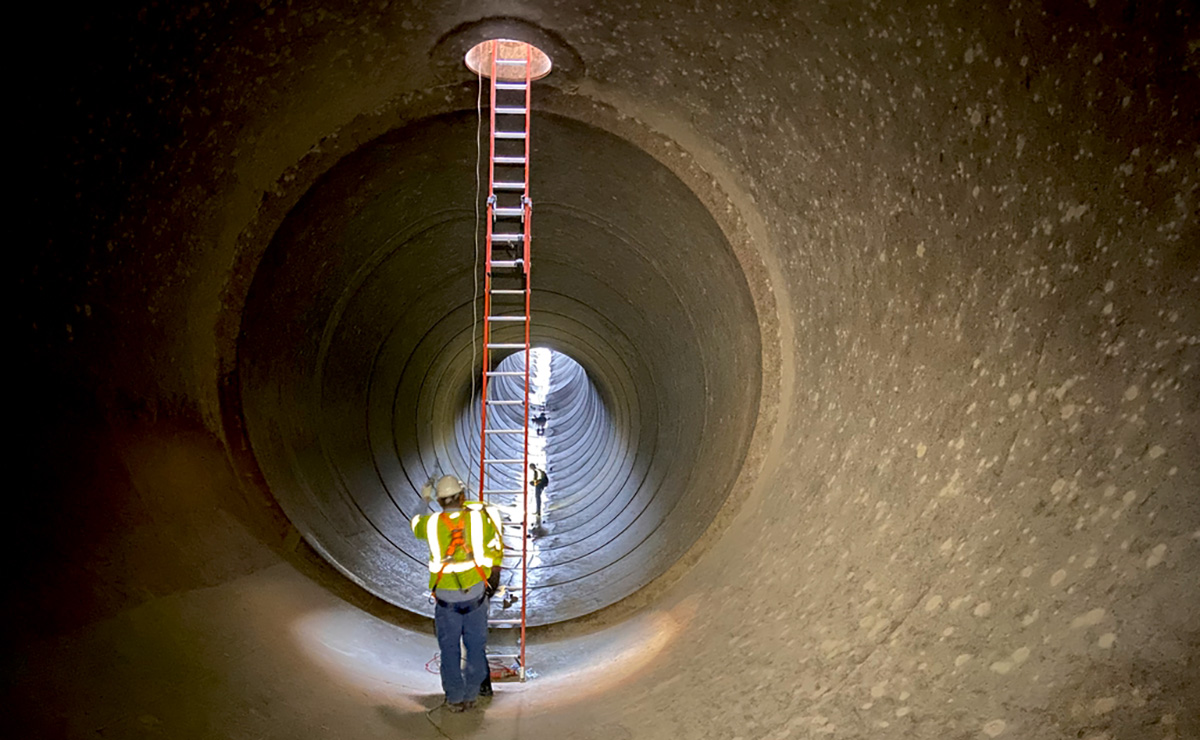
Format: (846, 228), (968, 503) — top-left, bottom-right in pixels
(469, 509), (486, 567)
(469, 503), (505, 553)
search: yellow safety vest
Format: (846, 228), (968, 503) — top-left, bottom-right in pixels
(410, 504), (503, 591)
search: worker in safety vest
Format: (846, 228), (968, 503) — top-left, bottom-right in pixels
(411, 475), (504, 712)
(529, 463), (549, 525)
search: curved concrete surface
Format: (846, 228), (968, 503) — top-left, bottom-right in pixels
(14, 2), (1198, 739)
(238, 110), (760, 624)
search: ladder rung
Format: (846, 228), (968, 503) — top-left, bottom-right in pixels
(492, 232), (523, 241)
(493, 156), (526, 164)
(485, 429), (525, 435)
(491, 289), (526, 295)
(485, 371), (523, 377)
(494, 131), (526, 139)
(489, 260), (523, 268)
(501, 522), (525, 528)
(487, 653), (522, 659)
(495, 59), (527, 66)
(487, 343), (526, 349)
(494, 182), (526, 190)
(488, 618), (523, 624)
(493, 207), (524, 217)
(495, 82), (527, 90)
(486, 399), (524, 405)
(487, 315), (526, 322)
(495, 106), (527, 114)
(484, 459), (524, 464)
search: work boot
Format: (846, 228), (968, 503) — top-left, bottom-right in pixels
(445, 701), (467, 713)
(480, 676), (493, 697)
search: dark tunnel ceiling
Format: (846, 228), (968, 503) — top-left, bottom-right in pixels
(238, 111), (763, 624)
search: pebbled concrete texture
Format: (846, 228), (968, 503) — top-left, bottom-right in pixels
(12, 2), (1198, 739)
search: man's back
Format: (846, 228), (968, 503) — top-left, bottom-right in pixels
(411, 504), (503, 592)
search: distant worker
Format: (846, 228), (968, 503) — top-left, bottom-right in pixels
(531, 410), (548, 436)
(411, 475), (504, 713)
(529, 464), (549, 524)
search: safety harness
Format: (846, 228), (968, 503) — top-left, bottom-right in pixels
(432, 511), (490, 592)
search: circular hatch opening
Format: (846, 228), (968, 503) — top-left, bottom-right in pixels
(464, 39), (553, 81)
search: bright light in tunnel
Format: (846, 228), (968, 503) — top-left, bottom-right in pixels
(464, 38), (553, 80)
(482, 347), (574, 571)
(527, 347), (552, 473)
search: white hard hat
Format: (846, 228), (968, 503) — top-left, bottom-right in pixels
(434, 475), (466, 501)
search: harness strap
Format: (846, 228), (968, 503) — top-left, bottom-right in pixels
(432, 512), (490, 592)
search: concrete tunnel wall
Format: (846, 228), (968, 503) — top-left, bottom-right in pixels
(237, 109), (761, 623)
(13, 2), (1198, 739)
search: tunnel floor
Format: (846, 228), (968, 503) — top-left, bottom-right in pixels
(17, 558), (699, 740)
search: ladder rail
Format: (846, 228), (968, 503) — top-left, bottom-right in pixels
(518, 40), (532, 681)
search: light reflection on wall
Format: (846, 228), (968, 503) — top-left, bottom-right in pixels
(290, 595), (697, 712)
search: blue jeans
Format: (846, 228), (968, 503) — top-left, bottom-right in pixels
(435, 595), (489, 704)
(535, 483), (547, 519)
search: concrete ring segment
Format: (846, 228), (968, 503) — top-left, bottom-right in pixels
(237, 111), (762, 625)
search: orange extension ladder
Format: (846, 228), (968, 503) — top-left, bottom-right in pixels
(475, 40), (534, 681)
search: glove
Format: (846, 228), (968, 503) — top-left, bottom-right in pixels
(486, 566), (502, 598)
(420, 475), (437, 502)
